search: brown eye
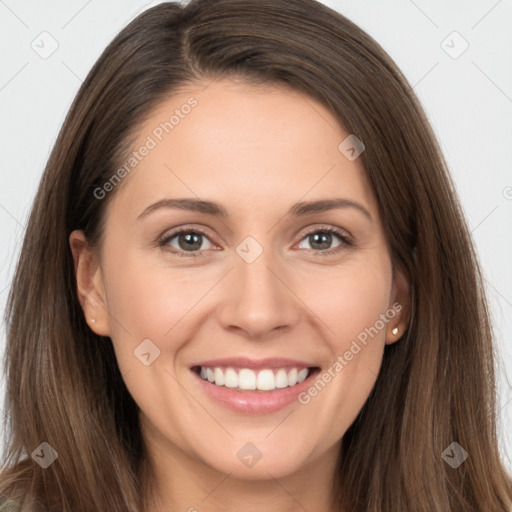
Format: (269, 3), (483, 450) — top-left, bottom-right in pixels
(160, 229), (214, 257)
(297, 227), (353, 255)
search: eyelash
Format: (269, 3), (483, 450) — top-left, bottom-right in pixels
(158, 225), (354, 258)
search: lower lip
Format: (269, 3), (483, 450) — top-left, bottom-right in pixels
(191, 368), (320, 414)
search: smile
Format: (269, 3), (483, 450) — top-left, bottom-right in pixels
(195, 366), (311, 392)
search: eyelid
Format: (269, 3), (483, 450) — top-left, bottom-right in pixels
(299, 224), (353, 243)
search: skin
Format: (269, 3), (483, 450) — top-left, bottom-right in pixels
(70, 77), (410, 512)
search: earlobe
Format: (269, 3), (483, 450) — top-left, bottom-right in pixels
(69, 230), (111, 336)
(386, 267), (411, 344)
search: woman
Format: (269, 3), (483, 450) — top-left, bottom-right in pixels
(1, 0), (511, 510)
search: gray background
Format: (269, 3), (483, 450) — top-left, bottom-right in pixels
(1, 0), (511, 469)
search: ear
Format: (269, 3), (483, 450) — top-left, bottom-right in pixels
(385, 266), (411, 345)
(69, 230), (111, 336)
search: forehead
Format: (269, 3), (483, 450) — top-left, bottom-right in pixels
(107, 78), (377, 220)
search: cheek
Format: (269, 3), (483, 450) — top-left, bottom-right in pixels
(310, 258), (393, 347)
(98, 248), (191, 376)
(99, 251), (198, 418)
(103, 245), (206, 336)
(299, 259), (392, 424)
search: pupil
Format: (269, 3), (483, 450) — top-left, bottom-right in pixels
(310, 232), (331, 250)
(179, 233), (202, 251)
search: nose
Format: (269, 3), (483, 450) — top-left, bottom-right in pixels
(216, 244), (300, 339)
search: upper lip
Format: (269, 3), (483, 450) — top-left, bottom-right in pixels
(191, 357), (318, 370)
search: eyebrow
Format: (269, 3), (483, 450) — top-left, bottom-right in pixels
(137, 197), (372, 221)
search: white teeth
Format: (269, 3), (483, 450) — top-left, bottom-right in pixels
(197, 366), (312, 391)
(297, 368), (308, 383)
(224, 368), (238, 388)
(238, 369), (256, 390)
(288, 368), (298, 386)
(214, 367), (224, 386)
(256, 369), (275, 390)
(275, 369), (289, 388)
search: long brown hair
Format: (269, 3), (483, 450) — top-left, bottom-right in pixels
(1, 0), (511, 510)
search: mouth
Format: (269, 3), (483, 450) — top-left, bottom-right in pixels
(191, 365), (320, 392)
(189, 357), (322, 413)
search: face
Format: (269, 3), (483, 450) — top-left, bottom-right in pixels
(71, 77), (409, 482)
